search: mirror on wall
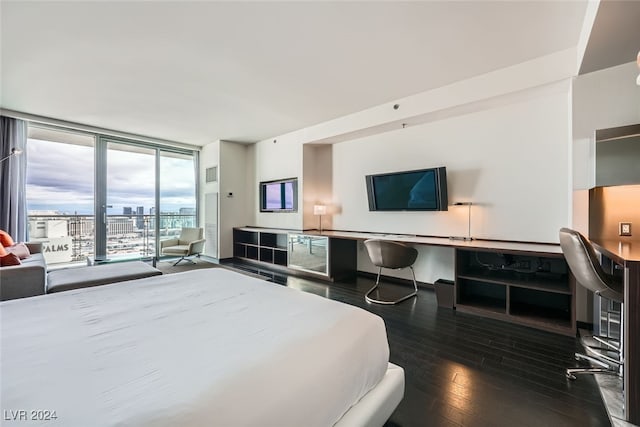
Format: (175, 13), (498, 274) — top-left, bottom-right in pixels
(595, 124), (640, 187)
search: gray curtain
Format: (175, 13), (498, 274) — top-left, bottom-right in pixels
(0, 116), (28, 241)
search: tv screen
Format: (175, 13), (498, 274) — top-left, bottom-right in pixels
(366, 167), (448, 211)
(260, 178), (298, 212)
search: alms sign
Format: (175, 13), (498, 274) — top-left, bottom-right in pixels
(43, 243), (69, 253)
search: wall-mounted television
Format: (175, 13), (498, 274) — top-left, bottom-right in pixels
(260, 178), (298, 212)
(365, 167), (448, 211)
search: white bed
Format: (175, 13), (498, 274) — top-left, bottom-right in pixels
(1, 268), (404, 426)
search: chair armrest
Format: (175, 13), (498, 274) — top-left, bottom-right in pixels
(160, 238), (179, 250)
(188, 239), (206, 255)
(26, 242), (43, 254)
(0, 264), (47, 301)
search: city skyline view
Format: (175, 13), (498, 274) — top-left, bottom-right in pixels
(26, 137), (196, 215)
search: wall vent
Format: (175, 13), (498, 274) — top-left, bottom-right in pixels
(206, 166), (218, 183)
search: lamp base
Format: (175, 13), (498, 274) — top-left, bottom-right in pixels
(449, 236), (473, 241)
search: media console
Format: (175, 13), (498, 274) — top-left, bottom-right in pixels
(455, 247), (574, 336)
(233, 227), (356, 281)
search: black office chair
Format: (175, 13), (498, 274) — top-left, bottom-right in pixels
(363, 239), (419, 305)
(559, 227), (624, 380)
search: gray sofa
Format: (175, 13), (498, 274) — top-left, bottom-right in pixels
(1, 245), (163, 301)
(0, 242), (47, 301)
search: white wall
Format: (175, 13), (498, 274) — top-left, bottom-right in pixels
(219, 141), (250, 259)
(572, 61), (640, 191)
(200, 140), (220, 225)
(200, 141), (221, 259)
(333, 85), (572, 243)
(252, 134), (304, 230)
(200, 140), (252, 259)
(302, 145), (332, 231)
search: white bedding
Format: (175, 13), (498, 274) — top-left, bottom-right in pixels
(1, 268), (391, 426)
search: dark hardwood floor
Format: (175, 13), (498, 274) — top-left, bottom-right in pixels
(222, 261), (611, 427)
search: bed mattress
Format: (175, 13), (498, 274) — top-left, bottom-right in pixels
(1, 268), (391, 426)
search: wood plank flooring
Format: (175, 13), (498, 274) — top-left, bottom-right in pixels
(222, 261), (611, 427)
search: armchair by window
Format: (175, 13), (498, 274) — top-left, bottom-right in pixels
(160, 227), (205, 266)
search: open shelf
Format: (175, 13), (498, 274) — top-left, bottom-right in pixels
(457, 268), (570, 294)
(233, 228), (357, 282)
(260, 232), (288, 250)
(455, 248), (575, 336)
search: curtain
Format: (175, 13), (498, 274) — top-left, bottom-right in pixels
(0, 116), (28, 241)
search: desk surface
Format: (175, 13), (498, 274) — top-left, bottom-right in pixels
(236, 227), (563, 255)
(315, 230), (564, 256)
(592, 239), (640, 263)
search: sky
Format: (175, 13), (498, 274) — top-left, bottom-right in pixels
(26, 138), (196, 215)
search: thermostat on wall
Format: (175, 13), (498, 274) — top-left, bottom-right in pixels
(619, 222), (632, 237)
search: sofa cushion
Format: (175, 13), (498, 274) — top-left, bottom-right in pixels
(162, 245), (190, 256)
(0, 243), (6, 257)
(1, 253), (21, 267)
(7, 243), (31, 260)
(0, 230), (15, 247)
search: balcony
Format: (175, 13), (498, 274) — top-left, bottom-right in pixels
(28, 214), (196, 266)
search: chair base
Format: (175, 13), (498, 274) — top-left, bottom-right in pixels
(172, 253), (201, 266)
(365, 266), (418, 305)
(566, 335), (623, 381)
(566, 367), (620, 380)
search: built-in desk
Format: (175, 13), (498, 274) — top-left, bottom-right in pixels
(315, 231), (575, 336)
(314, 230), (564, 254)
(234, 228), (574, 335)
(592, 239), (640, 424)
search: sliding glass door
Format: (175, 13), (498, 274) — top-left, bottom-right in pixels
(103, 142), (157, 259)
(159, 151), (197, 246)
(26, 124), (198, 266)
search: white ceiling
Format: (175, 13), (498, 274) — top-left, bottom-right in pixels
(0, 1), (598, 146)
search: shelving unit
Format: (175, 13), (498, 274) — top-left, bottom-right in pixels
(233, 227), (357, 281)
(233, 228), (288, 267)
(455, 248), (575, 336)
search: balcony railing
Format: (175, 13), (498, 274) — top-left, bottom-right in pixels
(28, 214), (196, 266)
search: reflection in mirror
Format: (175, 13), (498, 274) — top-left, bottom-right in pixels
(288, 234), (328, 275)
(595, 124), (640, 187)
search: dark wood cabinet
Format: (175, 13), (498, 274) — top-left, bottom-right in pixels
(232, 228), (356, 281)
(455, 248), (576, 336)
(233, 228), (287, 266)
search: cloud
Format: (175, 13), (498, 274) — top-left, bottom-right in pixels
(27, 138), (196, 214)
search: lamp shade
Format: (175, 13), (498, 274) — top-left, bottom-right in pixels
(313, 205), (327, 215)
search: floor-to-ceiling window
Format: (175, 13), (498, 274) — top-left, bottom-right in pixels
(103, 141), (157, 258)
(26, 126), (96, 265)
(159, 151), (197, 243)
(25, 124), (198, 266)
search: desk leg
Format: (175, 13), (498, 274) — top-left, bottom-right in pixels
(626, 263), (640, 424)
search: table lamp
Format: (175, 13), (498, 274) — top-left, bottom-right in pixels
(450, 202), (473, 241)
(313, 205), (327, 233)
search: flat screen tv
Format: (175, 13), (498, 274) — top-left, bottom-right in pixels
(260, 178), (298, 212)
(365, 167), (448, 211)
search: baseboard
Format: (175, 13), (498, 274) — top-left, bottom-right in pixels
(200, 255), (222, 263)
